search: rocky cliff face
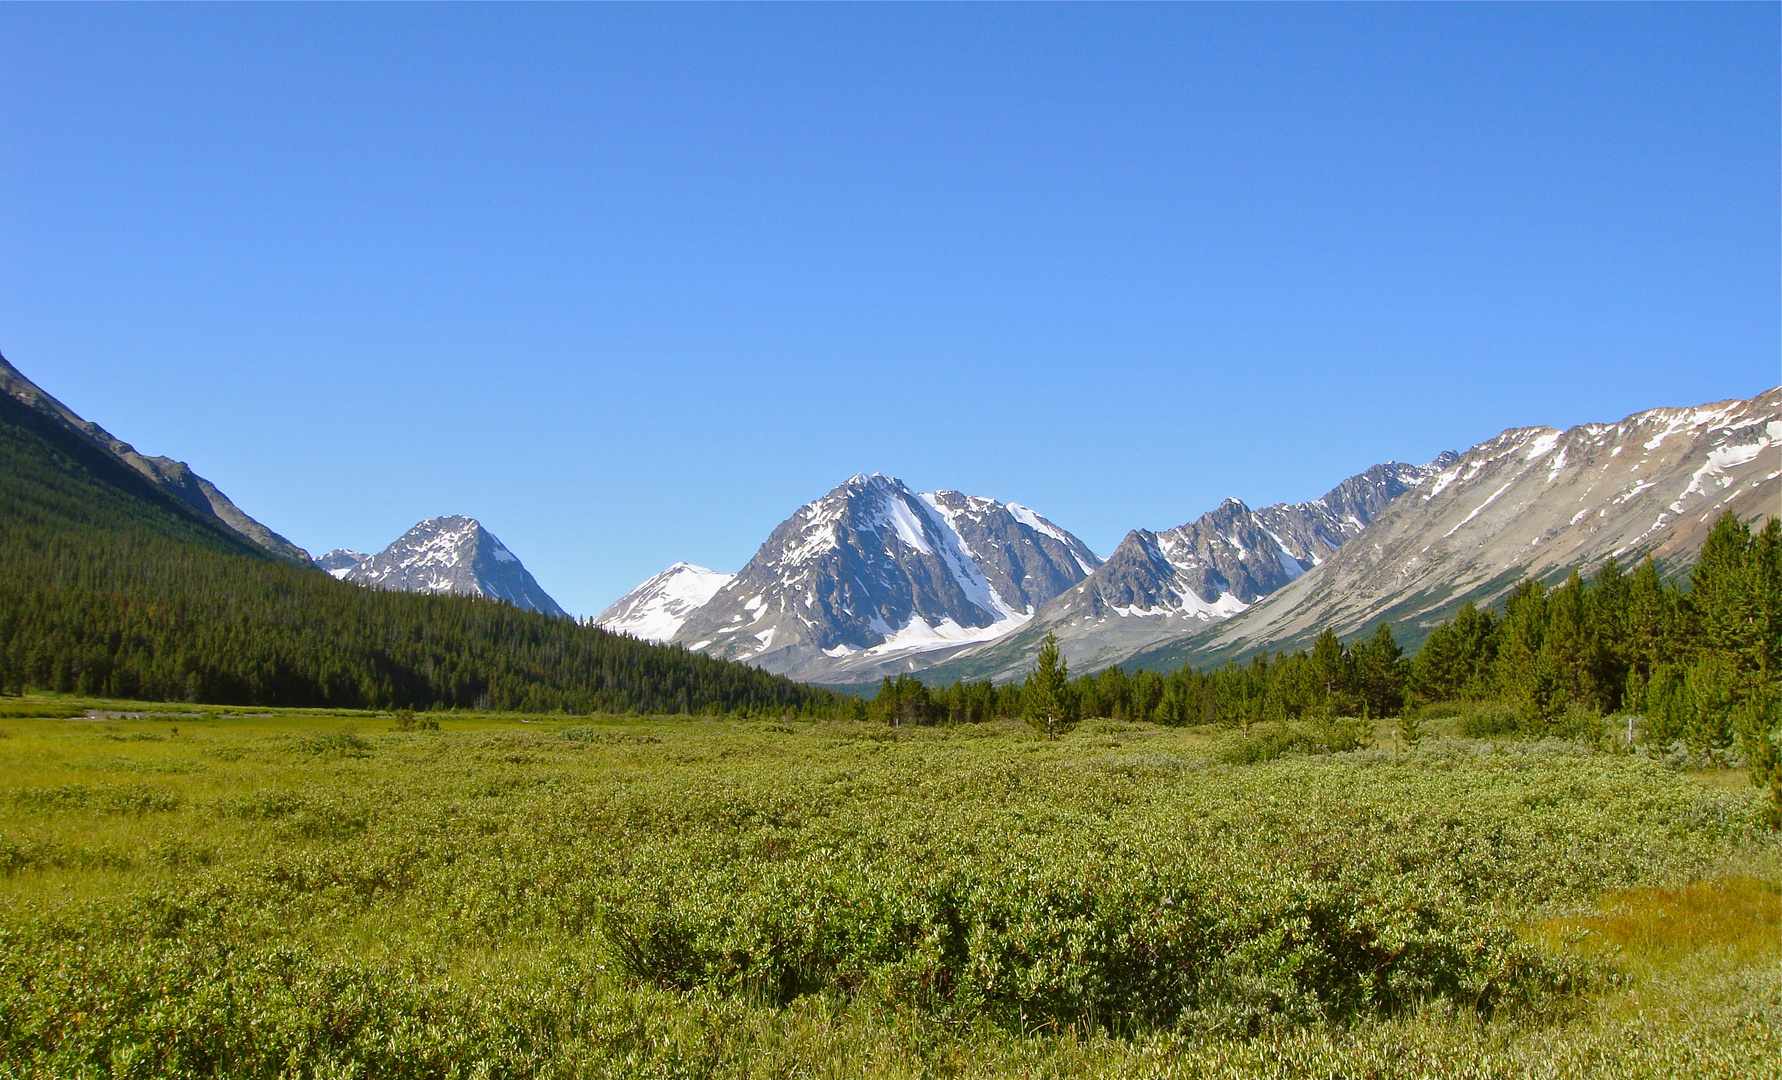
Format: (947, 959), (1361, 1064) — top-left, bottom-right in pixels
(333, 516), (567, 617)
(1131, 388), (1782, 671)
(1252, 456), (1460, 565)
(662, 474), (1101, 682)
(0, 352), (314, 567)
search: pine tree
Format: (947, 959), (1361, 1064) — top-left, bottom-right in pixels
(1307, 629), (1355, 715)
(1625, 557), (1679, 679)
(1409, 617), (1465, 702)
(1023, 631), (1073, 739)
(1353, 622), (1405, 718)
(1543, 569), (1605, 712)
(1746, 707), (1782, 831)
(1586, 555), (1632, 706)
(1690, 512), (1777, 680)
(1495, 579), (1561, 725)
(1753, 518), (1782, 681)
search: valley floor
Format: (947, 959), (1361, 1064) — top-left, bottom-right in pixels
(0, 698), (1775, 1078)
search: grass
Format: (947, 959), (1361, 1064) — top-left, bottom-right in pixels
(0, 698), (1774, 1077)
(1540, 877), (1780, 974)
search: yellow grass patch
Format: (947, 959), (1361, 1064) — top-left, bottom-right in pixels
(1684, 767), (1755, 790)
(1539, 876), (1781, 972)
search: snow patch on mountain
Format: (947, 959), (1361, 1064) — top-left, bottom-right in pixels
(1155, 387), (1782, 673)
(595, 563), (735, 643)
(316, 549), (370, 580)
(915, 455), (1457, 684)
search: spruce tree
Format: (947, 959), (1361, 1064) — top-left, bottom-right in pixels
(1023, 631), (1073, 739)
(1543, 569), (1604, 712)
(1410, 617), (1465, 702)
(1624, 557), (1679, 679)
(1495, 579), (1558, 724)
(1308, 629), (1354, 715)
(1690, 512), (1777, 680)
(1353, 622), (1405, 718)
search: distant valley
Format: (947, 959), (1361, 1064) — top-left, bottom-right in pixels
(5, 349), (1775, 688)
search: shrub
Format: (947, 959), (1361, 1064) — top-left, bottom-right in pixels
(1218, 724), (1311, 764)
(1458, 705), (1521, 738)
(291, 730), (373, 759)
(0, 711), (1770, 1072)
(1218, 719), (1372, 764)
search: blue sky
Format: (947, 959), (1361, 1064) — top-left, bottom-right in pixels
(2, 5), (1776, 615)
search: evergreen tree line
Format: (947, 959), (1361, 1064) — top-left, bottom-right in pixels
(0, 397), (833, 715)
(867, 512), (1780, 757)
(7, 385), (1772, 739)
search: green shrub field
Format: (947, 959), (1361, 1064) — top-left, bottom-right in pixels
(0, 706), (1774, 1078)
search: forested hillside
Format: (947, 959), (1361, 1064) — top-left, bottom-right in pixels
(0, 394), (831, 714)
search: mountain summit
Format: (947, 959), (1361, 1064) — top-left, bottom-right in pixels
(595, 563), (734, 643)
(601, 474), (1102, 682)
(330, 516), (567, 617)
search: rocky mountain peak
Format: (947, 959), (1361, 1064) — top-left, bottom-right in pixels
(1131, 388), (1782, 672)
(332, 515), (566, 616)
(602, 475), (1100, 682)
(316, 549), (370, 580)
(916, 452), (1457, 683)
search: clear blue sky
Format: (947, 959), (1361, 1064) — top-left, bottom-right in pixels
(2, 5), (1776, 615)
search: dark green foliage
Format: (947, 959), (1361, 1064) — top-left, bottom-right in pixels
(1456, 704), (1523, 738)
(868, 674), (942, 726)
(1409, 602), (1498, 702)
(1400, 514), (1779, 756)
(0, 394), (833, 716)
(1353, 623), (1406, 719)
(1307, 628), (1356, 712)
(1749, 722), (1782, 831)
(1022, 632), (1075, 738)
(1215, 718), (1373, 763)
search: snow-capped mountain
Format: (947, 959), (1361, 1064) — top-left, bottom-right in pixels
(656, 474), (1102, 682)
(331, 516), (567, 616)
(595, 562), (734, 643)
(1131, 387), (1782, 671)
(922, 457), (1455, 682)
(316, 549), (369, 579)
(0, 352), (314, 567)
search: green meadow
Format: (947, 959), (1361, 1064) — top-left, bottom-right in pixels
(0, 698), (1775, 1078)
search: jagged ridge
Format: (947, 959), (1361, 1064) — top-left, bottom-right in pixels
(1130, 388), (1782, 671)
(917, 457), (1455, 683)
